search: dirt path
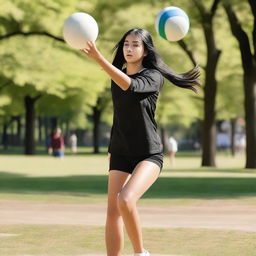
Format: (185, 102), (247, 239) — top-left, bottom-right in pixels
(79, 255), (187, 256)
(1, 200), (256, 232)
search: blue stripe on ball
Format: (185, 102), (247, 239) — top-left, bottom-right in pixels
(159, 9), (189, 40)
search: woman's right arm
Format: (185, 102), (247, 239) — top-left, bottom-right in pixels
(80, 41), (131, 91)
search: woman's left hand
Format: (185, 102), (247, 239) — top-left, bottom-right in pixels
(80, 41), (102, 60)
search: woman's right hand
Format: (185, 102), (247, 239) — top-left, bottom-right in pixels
(80, 41), (102, 61)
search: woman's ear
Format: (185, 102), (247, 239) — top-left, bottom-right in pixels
(143, 50), (148, 57)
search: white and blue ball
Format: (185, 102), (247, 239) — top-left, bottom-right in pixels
(155, 6), (190, 41)
(63, 12), (98, 49)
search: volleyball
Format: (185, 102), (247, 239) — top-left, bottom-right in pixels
(63, 12), (98, 49)
(155, 6), (190, 41)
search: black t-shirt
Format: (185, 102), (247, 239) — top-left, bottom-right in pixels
(108, 68), (164, 156)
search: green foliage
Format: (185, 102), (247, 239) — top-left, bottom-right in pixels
(0, 35), (108, 128)
(0, 95), (11, 109)
(0, 0), (113, 131)
(214, 5), (244, 119)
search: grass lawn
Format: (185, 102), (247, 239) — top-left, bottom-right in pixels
(1, 225), (256, 256)
(0, 150), (255, 204)
(0, 149), (256, 256)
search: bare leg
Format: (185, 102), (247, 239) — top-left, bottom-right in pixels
(105, 170), (131, 256)
(118, 161), (160, 253)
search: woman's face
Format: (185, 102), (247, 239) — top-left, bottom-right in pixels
(123, 33), (147, 64)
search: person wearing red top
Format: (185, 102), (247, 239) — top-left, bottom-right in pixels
(48, 128), (65, 157)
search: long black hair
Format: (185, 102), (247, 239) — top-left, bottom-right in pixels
(112, 28), (200, 93)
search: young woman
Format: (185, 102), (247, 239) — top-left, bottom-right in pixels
(80, 28), (200, 256)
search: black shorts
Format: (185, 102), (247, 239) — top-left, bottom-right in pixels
(109, 152), (163, 174)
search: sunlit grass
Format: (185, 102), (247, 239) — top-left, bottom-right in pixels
(0, 224), (255, 256)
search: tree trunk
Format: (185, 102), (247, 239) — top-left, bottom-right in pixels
(230, 118), (236, 156)
(50, 117), (58, 130)
(202, 112), (216, 166)
(65, 120), (70, 138)
(224, 2), (256, 168)
(196, 119), (202, 148)
(244, 69), (256, 168)
(44, 117), (50, 142)
(201, 22), (221, 167)
(16, 116), (22, 146)
(2, 117), (16, 149)
(192, 0), (221, 167)
(10, 121), (15, 145)
(2, 122), (8, 150)
(38, 117), (43, 145)
(24, 96), (40, 155)
(92, 105), (101, 154)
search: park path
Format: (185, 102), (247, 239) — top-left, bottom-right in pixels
(79, 255), (188, 256)
(1, 199), (256, 232)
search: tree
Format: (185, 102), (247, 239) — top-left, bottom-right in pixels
(0, 34), (105, 154)
(0, 80), (24, 149)
(190, 0), (222, 167)
(213, 5), (244, 156)
(223, 0), (256, 168)
(90, 87), (112, 153)
(0, 0), (109, 154)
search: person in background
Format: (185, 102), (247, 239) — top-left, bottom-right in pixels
(69, 132), (78, 153)
(235, 133), (246, 154)
(167, 136), (178, 167)
(48, 128), (65, 158)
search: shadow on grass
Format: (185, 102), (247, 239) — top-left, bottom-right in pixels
(164, 168), (256, 174)
(0, 171), (256, 199)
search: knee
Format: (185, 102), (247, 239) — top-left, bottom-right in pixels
(117, 192), (135, 211)
(107, 202), (121, 219)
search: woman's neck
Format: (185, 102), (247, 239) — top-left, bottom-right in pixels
(126, 63), (144, 75)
